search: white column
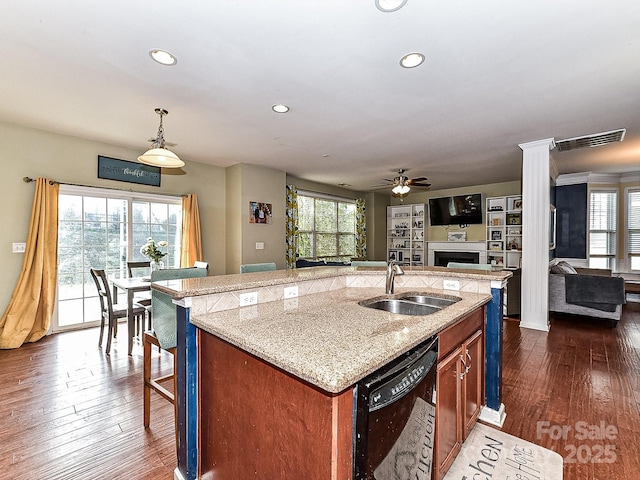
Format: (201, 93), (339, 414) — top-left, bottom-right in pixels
(519, 138), (556, 332)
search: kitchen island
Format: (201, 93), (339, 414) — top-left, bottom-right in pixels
(152, 265), (511, 480)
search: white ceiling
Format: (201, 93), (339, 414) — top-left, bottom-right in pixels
(1, 0), (639, 193)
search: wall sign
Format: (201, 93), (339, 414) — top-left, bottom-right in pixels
(97, 155), (161, 187)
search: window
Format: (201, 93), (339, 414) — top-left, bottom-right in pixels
(627, 188), (640, 271)
(56, 186), (181, 331)
(588, 190), (617, 269)
(297, 192), (356, 262)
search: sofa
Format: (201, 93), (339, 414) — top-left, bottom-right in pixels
(295, 259), (350, 268)
(549, 261), (625, 323)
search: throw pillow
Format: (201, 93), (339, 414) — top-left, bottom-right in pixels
(550, 260), (577, 274)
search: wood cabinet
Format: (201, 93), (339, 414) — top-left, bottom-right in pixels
(197, 306), (486, 480)
(387, 203), (426, 266)
(435, 307), (485, 480)
(198, 331), (353, 480)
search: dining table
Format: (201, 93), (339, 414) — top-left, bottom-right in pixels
(112, 277), (151, 355)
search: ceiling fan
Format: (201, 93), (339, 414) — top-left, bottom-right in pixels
(372, 168), (431, 197)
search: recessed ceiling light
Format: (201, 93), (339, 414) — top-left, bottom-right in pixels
(338, 183), (352, 187)
(375, 0), (408, 12)
(149, 49), (177, 66)
(400, 52), (425, 68)
(272, 104), (290, 113)
(321, 153), (330, 158)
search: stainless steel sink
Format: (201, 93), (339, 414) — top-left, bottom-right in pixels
(359, 299), (441, 316)
(397, 295), (458, 308)
(359, 292), (460, 316)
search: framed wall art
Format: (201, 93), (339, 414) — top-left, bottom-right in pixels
(249, 201), (272, 224)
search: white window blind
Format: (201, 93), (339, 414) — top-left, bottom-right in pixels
(589, 190), (617, 269)
(628, 188), (640, 270)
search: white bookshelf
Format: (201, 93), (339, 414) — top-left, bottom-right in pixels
(387, 203), (426, 266)
(486, 195), (522, 268)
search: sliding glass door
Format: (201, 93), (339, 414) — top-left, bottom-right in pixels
(54, 185), (181, 332)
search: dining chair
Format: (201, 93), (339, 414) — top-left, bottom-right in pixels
(90, 268), (146, 355)
(193, 260), (209, 273)
(127, 261), (152, 303)
(239, 262), (277, 273)
(126, 260), (152, 338)
(143, 267), (208, 445)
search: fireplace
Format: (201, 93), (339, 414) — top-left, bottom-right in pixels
(427, 241), (486, 266)
(434, 251), (479, 267)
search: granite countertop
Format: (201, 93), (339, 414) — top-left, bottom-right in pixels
(152, 264), (509, 299)
(189, 285), (491, 393)
(152, 266), (507, 394)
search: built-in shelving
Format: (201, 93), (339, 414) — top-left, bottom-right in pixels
(387, 203), (426, 266)
(486, 195), (522, 268)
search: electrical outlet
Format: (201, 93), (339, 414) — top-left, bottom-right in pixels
(12, 242), (26, 253)
(239, 291), (258, 306)
(284, 285), (298, 299)
(255, 242), (264, 250)
(443, 279), (460, 291)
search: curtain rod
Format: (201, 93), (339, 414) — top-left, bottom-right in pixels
(22, 176), (189, 197)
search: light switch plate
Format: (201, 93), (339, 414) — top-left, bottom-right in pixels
(255, 242), (264, 250)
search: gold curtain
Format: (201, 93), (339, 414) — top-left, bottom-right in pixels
(0, 178), (59, 349)
(180, 193), (203, 267)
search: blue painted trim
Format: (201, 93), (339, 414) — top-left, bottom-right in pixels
(176, 305), (198, 480)
(485, 286), (503, 411)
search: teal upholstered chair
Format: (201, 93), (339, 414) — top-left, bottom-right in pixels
(351, 261), (388, 267)
(143, 267), (208, 436)
(240, 262), (277, 273)
(446, 262), (492, 271)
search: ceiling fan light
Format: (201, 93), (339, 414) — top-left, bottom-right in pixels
(392, 184), (410, 195)
(138, 147), (185, 168)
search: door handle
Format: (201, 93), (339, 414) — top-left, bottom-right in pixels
(465, 351), (472, 374)
(459, 354), (467, 380)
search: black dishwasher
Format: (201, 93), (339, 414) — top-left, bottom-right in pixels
(353, 335), (438, 480)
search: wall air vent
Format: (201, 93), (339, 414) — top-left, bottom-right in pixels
(555, 129), (626, 152)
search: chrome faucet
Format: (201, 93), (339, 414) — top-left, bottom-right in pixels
(386, 261), (405, 294)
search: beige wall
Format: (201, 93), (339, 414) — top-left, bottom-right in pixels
(395, 180), (522, 242)
(226, 164), (287, 272)
(0, 121), (226, 314)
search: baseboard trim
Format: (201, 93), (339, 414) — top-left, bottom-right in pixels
(519, 320), (550, 332)
(479, 403), (506, 427)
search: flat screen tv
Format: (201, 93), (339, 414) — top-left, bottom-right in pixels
(429, 193), (483, 226)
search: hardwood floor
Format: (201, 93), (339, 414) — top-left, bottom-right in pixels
(0, 326), (176, 480)
(2, 304), (640, 479)
(501, 301), (640, 479)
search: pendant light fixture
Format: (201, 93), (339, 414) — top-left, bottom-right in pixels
(138, 108), (184, 168)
